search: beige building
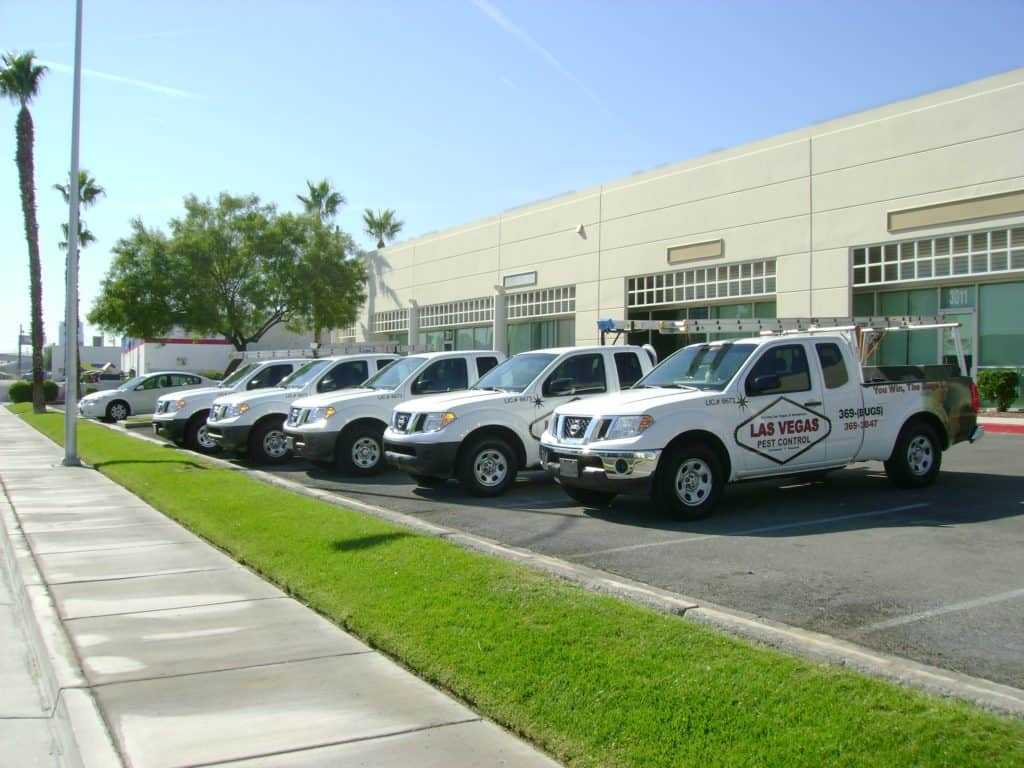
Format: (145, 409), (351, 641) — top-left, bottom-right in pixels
(352, 67), (1024, 396)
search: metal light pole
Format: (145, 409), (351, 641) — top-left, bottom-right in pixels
(63, 0), (84, 466)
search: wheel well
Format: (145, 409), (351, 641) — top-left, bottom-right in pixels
(252, 412), (286, 432)
(187, 409), (210, 427)
(900, 411), (949, 451)
(660, 429), (733, 482)
(456, 425), (527, 469)
(339, 417), (387, 441)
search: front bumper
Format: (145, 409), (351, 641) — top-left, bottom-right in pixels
(207, 423), (252, 453)
(284, 428), (339, 462)
(384, 440), (460, 477)
(152, 416), (187, 442)
(77, 401), (104, 419)
(539, 442), (661, 495)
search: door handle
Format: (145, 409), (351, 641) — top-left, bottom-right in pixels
(804, 400), (823, 407)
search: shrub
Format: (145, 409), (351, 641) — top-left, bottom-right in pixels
(977, 369), (1020, 411)
(9, 379), (59, 404)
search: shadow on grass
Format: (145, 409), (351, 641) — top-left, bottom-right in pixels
(94, 458), (209, 470)
(331, 532), (411, 552)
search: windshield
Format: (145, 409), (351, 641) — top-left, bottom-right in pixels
(473, 353), (555, 393)
(364, 356), (426, 390)
(117, 375), (147, 391)
(278, 360), (331, 389)
(638, 343), (756, 391)
(219, 363), (256, 389)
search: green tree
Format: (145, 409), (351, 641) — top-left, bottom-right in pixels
(89, 193), (364, 353)
(297, 178), (345, 223)
(362, 208), (403, 249)
(1, 51), (48, 413)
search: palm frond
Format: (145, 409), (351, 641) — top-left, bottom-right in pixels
(0, 51), (47, 106)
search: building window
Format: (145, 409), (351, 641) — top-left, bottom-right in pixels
(626, 259), (776, 309)
(852, 226), (1024, 287)
(332, 325), (357, 344)
(419, 296), (495, 329)
(507, 318), (574, 355)
(373, 309), (409, 334)
(506, 285), (576, 320)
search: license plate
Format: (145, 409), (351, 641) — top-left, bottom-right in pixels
(559, 457), (579, 479)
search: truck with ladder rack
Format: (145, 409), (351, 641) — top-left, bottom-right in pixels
(540, 316), (983, 518)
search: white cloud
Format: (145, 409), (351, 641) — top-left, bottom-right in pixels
(470, 0), (611, 114)
(40, 59), (202, 100)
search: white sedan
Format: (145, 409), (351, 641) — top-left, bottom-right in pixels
(78, 371), (214, 422)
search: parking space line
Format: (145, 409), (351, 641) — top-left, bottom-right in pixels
(860, 587), (1024, 633)
(567, 503), (929, 559)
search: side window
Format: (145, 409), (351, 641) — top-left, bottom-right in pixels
(376, 358), (393, 371)
(543, 353), (607, 397)
(318, 360), (368, 393)
(170, 374), (191, 387)
(815, 343), (849, 389)
(412, 358), (469, 395)
(745, 344), (811, 396)
(248, 364), (293, 390)
(188, 375), (202, 385)
(476, 356), (499, 377)
(614, 352), (644, 388)
(140, 376), (161, 390)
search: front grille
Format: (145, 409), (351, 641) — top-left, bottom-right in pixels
(156, 401), (169, 414)
(287, 407), (305, 427)
(394, 412), (412, 432)
(211, 404), (226, 420)
(561, 416), (592, 440)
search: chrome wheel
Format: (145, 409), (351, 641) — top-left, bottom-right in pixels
(907, 434), (934, 477)
(263, 429), (289, 460)
(196, 424), (216, 450)
(109, 403), (128, 421)
(674, 458), (712, 507)
(351, 436), (381, 470)
(473, 448), (508, 487)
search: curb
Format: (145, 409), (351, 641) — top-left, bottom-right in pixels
(95, 416), (1024, 717)
(0, 478), (123, 767)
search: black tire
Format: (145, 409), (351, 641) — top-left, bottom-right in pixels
(655, 441), (724, 520)
(335, 423), (386, 476)
(884, 420), (942, 488)
(105, 400), (130, 423)
(412, 474), (447, 488)
(457, 436), (517, 497)
(248, 417), (292, 465)
(184, 412), (220, 455)
(560, 484), (616, 507)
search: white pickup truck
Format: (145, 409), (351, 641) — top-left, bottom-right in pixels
(206, 354), (398, 464)
(285, 350), (504, 475)
(384, 345), (656, 496)
(541, 317), (983, 518)
(151, 358), (305, 453)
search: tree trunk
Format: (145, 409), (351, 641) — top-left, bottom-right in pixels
(15, 106), (45, 413)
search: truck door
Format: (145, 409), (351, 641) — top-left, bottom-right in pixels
(813, 341), (865, 464)
(735, 341), (831, 476)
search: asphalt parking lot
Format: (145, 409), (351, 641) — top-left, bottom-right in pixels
(140, 422), (1024, 689)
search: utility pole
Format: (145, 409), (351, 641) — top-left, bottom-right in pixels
(17, 324), (23, 377)
(63, 0), (84, 466)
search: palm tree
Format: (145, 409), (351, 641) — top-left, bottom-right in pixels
(1, 51), (48, 413)
(362, 208), (404, 249)
(297, 178), (345, 223)
(55, 170), (105, 250)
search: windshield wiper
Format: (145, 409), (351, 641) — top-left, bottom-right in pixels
(660, 383), (698, 390)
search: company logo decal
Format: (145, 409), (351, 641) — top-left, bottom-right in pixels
(734, 397), (831, 464)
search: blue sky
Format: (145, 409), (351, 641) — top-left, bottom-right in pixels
(2, 0), (1023, 352)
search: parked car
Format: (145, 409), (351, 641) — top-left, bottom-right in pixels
(206, 354), (399, 464)
(541, 323), (982, 518)
(285, 350), (504, 475)
(77, 371), (215, 422)
(151, 358), (306, 453)
(383, 345), (655, 496)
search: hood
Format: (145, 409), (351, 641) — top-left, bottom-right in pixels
(555, 387), (710, 417)
(157, 385), (223, 404)
(290, 387), (377, 410)
(212, 386), (306, 409)
(80, 389), (119, 404)
(401, 389), (503, 413)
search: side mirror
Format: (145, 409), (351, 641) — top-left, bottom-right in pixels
(748, 374), (780, 395)
(135, 384), (146, 391)
(546, 378), (574, 397)
(412, 379), (435, 395)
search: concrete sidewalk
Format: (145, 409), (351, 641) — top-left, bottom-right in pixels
(0, 409), (558, 768)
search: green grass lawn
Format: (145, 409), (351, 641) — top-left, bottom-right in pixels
(9, 403), (1024, 767)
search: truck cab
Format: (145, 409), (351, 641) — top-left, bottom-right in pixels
(152, 358), (305, 453)
(541, 317), (982, 518)
(206, 354), (398, 464)
(285, 350), (504, 475)
(384, 345), (655, 496)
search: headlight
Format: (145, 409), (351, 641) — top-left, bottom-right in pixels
(175, 399), (187, 410)
(225, 402), (250, 418)
(422, 412), (456, 432)
(605, 415), (653, 440)
(308, 406), (336, 423)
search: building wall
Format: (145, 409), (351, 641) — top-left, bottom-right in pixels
(121, 341), (232, 375)
(48, 344), (121, 379)
(357, 67), (1024, 356)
